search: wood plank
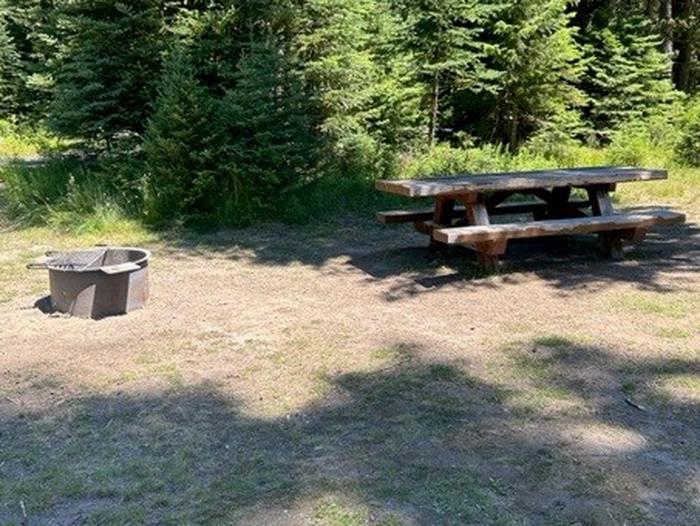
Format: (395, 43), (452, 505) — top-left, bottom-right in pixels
(466, 200), (503, 270)
(376, 167), (667, 197)
(413, 220), (437, 236)
(432, 210), (685, 245)
(466, 202), (490, 226)
(429, 196), (456, 250)
(588, 187), (615, 215)
(587, 187), (624, 259)
(377, 200), (591, 224)
(433, 196), (455, 224)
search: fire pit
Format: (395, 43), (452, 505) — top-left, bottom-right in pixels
(28, 246), (150, 319)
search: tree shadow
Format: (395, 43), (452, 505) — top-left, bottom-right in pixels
(162, 211), (700, 301)
(2, 340), (698, 525)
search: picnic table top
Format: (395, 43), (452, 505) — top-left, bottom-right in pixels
(376, 166), (667, 198)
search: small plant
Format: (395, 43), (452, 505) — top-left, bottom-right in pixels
(676, 96), (700, 166)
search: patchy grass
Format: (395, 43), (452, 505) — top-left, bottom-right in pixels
(1, 152), (699, 524)
(612, 291), (700, 318)
(313, 500), (367, 526)
(656, 326), (692, 339)
(655, 374), (700, 403)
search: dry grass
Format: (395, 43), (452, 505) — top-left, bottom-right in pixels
(1, 181), (699, 525)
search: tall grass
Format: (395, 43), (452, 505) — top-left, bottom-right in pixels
(0, 119), (64, 158)
(1, 112), (698, 236)
(0, 156), (144, 234)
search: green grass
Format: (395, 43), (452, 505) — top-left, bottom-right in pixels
(2, 120), (699, 240)
(0, 156), (142, 232)
(612, 291), (700, 318)
(0, 120), (64, 158)
(656, 326), (692, 339)
(313, 500), (367, 526)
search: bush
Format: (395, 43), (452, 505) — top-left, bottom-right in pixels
(399, 142), (561, 180)
(0, 119), (63, 157)
(606, 109), (682, 167)
(676, 97), (700, 167)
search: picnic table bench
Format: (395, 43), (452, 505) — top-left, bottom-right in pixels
(376, 166), (686, 270)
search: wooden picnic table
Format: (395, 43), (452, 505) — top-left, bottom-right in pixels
(376, 166), (686, 270)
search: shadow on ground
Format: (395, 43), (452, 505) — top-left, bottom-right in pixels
(162, 211), (700, 301)
(2, 340), (698, 525)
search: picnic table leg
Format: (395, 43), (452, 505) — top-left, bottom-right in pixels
(550, 187), (572, 218)
(586, 186), (625, 259)
(530, 186), (588, 220)
(428, 196), (456, 251)
(462, 195), (505, 271)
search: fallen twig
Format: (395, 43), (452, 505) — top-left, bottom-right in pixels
(624, 397), (646, 412)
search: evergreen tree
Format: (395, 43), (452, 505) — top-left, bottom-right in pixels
(395, 0), (501, 145)
(368, 6), (426, 150)
(296, 0), (379, 146)
(295, 0), (423, 167)
(583, 15), (678, 139)
(50, 0), (165, 143)
(2, 0), (60, 118)
(143, 49), (225, 223)
(222, 36), (320, 216)
(0, 11), (22, 116)
(488, 0), (586, 149)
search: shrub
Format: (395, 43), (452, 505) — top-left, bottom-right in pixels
(399, 142), (561, 180)
(0, 118), (63, 157)
(676, 97), (700, 167)
(606, 109), (682, 167)
(142, 50), (225, 225)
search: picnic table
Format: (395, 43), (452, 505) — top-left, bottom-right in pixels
(376, 166), (686, 270)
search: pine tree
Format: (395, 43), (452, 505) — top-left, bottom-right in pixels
(488, 0), (586, 149)
(143, 49), (225, 223)
(50, 0), (165, 143)
(297, 0), (379, 145)
(0, 11), (22, 117)
(2, 0), (61, 118)
(583, 15), (678, 139)
(368, 5), (426, 150)
(221, 36), (320, 216)
(295, 0), (423, 165)
(395, 0), (501, 145)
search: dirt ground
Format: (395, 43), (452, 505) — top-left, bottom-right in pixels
(1, 212), (699, 525)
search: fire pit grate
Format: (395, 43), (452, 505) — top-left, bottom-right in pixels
(34, 248), (108, 271)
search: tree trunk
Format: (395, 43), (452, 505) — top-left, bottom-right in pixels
(663, 0), (674, 59)
(428, 71), (439, 147)
(676, 38), (692, 91)
(508, 108), (519, 152)
(647, 0), (660, 21)
(674, 0), (697, 91)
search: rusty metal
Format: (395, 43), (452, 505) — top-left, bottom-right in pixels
(28, 247), (150, 319)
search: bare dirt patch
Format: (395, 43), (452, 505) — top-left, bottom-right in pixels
(1, 215), (699, 525)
